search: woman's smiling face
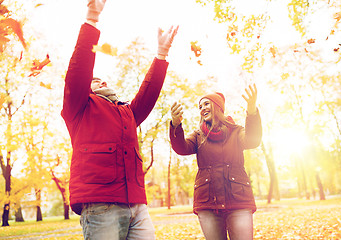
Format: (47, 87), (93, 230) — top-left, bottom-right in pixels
(199, 98), (213, 123)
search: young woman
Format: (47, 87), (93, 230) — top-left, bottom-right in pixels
(169, 84), (262, 240)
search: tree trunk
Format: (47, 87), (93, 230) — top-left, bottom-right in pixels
(36, 206), (42, 222)
(299, 157), (310, 200)
(261, 142), (280, 203)
(1, 154), (12, 227)
(256, 172), (262, 198)
(273, 171), (280, 201)
(316, 171), (326, 200)
(50, 168), (70, 220)
(2, 204), (10, 227)
(144, 141), (154, 174)
(15, 207), (25, 222)
(64, 203), (70, 220)
(167, 145), (172, 209)
(267, 177), (274, 204)
(295, 159), (303, 198)
(36, 189), (43, 221)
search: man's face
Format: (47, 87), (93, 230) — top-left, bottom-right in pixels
(91, 78), (107, 91)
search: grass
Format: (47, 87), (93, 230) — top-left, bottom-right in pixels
(0, 197), (340, 239)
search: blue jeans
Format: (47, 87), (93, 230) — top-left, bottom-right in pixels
(80, 203), (155, 240)
(197, 209), (253, 240)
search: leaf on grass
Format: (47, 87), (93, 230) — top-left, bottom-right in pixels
(92, 43), (117, 56)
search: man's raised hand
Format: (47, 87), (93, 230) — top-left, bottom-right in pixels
(87, 0), (107, 22)
(157, 25), (179, 58)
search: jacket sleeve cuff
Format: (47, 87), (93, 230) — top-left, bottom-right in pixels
(246, 108), (259, 116)
(170, 121), (183, 137)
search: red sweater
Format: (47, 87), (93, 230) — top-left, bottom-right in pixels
(62, 23), (168, 215)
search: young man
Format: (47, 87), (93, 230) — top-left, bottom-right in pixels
(61, 0), (178, 239)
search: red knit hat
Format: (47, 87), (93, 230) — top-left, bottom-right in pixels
(200, 92), (225, 113)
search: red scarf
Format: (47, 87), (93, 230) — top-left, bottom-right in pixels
(200, 116), (235, 142)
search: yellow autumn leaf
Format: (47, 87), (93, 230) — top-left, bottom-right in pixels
(0, 93), (6, 110)
(190, 41), (202, 57)
(92, 43), (117, 56)
(40, 82), (52, 89)
(270, 46), (276, 57)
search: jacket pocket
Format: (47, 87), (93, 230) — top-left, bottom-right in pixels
(80, 143), (117, 184)
(229, 172), (253, 201)
(194, 173), (211, 203)
(134, 147), (145, 187)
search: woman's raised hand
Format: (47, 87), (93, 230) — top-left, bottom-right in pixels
(242, 83), (257, 115)
(171, 102), (183, 127)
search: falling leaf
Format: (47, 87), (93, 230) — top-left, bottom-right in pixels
(39, 82), (52, 89)
(334, 48), (339, 52)
(31, 54), (51, 71)
(29, 54), (51, 77)
(231, 44), (238, 52)
(334, 12), (341, 21)
(92, 43), (117, 56)
(270, 47), (276, 58)
(307, 39), (315, 44)
(0, 93), (6, 110)
(190, 41), (202, 57)
(226, 33), (230, 40)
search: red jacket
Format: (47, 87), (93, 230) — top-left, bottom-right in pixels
(170, 112), (262, 214)
(62, 23), (169, 215)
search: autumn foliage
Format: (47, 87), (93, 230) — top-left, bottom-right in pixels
(0, 0), (26, 52)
